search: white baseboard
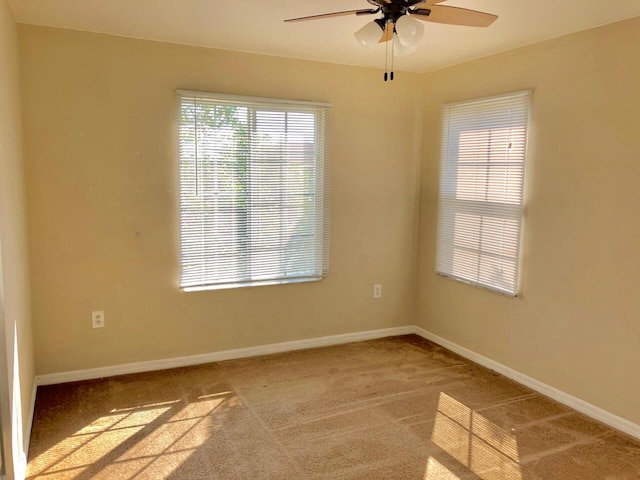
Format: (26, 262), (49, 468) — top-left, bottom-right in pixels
(32, 324), (639, 442)
(24, 382), (36, 457)
(35, 326), (415, 386)
(413, 326), (640, 441)
(17, 382), (37, 480)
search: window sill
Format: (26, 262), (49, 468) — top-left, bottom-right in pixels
(181, 276), (323, 293)
(436, 272), (518, 298)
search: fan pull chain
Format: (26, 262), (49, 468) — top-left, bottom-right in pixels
(383, 22), (395, 82)
(384, 23), (389, 81)
(390, 29), (395, 81)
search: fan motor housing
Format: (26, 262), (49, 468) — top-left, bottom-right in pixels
(367, 0), (428, 24)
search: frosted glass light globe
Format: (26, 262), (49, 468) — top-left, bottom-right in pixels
(354, 21), (383, 49)
(395, 15), (424, 46)
(394, 36), (418, 56)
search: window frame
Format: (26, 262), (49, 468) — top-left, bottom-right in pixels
(177, 90), (331, 292)
(435, 90), (532, 297)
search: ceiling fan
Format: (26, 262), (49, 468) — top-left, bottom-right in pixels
(285, 0), (498, 80)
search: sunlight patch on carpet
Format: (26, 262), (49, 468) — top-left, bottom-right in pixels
(27, 392), (235, 479)
(424, 456), (462, 479)
(431, 392), (522, 480)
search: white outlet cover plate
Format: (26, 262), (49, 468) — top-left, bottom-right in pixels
(92, 311), (105, 328)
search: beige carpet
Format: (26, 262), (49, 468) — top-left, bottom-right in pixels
(27, 335), (640, 479)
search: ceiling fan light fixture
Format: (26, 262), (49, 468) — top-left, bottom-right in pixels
(393, 35), (418, 56)
(395, 15), (424, 47)
(354, 21), (383, 48)
(284, 0), (498, 81)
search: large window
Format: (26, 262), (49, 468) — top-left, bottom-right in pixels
(178, 91), (331, 291)
(435, 91), (531, 296)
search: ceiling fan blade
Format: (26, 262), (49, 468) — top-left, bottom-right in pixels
(285, 9), (378, 23)
(406, 0), (448, 5)
(378, 24), (394, 43)
(411, 5), (497, 27)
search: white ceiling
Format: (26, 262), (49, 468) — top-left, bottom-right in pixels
(8, 0), (640, 73)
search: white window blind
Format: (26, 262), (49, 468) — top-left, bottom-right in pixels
(178, 90), (331, 290)
(435, 90), (531, 296)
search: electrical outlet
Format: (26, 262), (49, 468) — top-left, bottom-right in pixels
(92, 311), (105, 328)
(373, 284), (382, 299)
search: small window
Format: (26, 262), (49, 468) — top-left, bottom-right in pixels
(435, 91), (531, 296)
(178, 91), (331, 291)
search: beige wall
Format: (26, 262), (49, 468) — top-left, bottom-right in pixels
(0, 0), (35, 474)
(17, 16), (640, 429)
(19, 25), (423, 375)
(418, 16), (640, 425)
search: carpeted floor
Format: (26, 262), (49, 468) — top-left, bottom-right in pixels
(27, 335), (640, 479)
